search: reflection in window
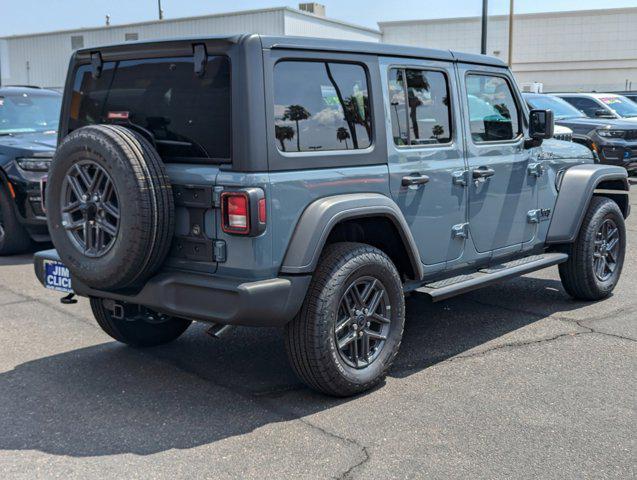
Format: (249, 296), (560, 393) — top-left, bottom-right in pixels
(466, 75), (520, 142)
(388, 68), (451, 146)
(273, 61), (371, 152)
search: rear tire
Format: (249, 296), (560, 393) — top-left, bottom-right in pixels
(0, 182), (32, 255)
(285, 242), (405, 397)
(90, 297), (191, 347)
(559, 196), (626, 300)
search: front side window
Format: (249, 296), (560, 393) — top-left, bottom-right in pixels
(69, 56), (231, 162)
(561, 96), (604, 118)
(273, 61), (371, 153)
(388, 68), (452, 146)
(466, 74), (520, 142)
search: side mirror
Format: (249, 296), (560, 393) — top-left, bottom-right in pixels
(528, 109), (554, 146)
(594, 109), (614, 118)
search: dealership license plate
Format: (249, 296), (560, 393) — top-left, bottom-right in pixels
(43, 260), (73, 293)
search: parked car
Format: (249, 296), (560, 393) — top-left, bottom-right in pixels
(524, 93), (637, 173)
(0, 86), (61, 254)
(34, 36), (630, 396)
(555, 93), (637, 122)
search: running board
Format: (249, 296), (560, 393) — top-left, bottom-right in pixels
(416, 253), (568, 302)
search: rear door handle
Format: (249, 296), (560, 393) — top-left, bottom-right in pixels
(402, 173), (430, 187)
(472, 166), (495, 179)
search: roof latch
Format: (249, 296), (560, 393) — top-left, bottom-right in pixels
(90, 52), (103, 79)
(193, 43), (207, 77)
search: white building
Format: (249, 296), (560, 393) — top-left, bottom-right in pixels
(379, 7), (637, 92)
(1, 5), (636, 93)
(0, 4), (380, 89)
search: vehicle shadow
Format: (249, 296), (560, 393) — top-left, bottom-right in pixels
(0, 274), (591, 457)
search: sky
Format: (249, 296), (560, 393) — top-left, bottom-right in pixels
(1, 0), (636, 36)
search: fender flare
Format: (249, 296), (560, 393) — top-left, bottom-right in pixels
(546, 164), (629, 244)
(280, 193), (424, 280)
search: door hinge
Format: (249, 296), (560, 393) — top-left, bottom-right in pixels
(452, 170), (468, 187)
(451, 223), (469, 239)
(193, 43), (207, 77)
(527, 162), (545, 177)
(213, 240), (227, 262)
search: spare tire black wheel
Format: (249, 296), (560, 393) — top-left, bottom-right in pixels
(47, 125), (174, 291)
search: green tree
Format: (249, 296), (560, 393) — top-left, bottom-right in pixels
(336, 127), (351, 149)
(275, 125), (295, 151)
(283, 105), (311, 152)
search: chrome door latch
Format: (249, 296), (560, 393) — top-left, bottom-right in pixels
(452, 170), (468, 187)
(451, 223), (469, 239)
(527, 162), (545, 177)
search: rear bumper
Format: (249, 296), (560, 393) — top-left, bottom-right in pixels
(34, 249), (310, 327)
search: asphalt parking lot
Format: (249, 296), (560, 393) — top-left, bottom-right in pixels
(0, 188), (635, 480)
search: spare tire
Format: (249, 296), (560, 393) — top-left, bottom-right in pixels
(47, 125), (174, 291)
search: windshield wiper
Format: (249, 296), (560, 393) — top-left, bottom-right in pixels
(0, 132), (13, 137)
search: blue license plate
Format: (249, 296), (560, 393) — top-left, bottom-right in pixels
(43, 260), (73, 293)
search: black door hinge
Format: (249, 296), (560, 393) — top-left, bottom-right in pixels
(193, 43), (207, 77)
(90, 52), (103, 79)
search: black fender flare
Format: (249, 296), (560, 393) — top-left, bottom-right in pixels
(546, 164), (629, 244)
(280, 193), (424, 280)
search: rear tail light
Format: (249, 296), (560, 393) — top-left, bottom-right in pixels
(221, 188), (266, 236)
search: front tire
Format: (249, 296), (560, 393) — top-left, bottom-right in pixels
(0, 182), (31, 255)
(285, 242), (405, 397)
(559, 196), (626, 300)
(90, 298), (191, 347)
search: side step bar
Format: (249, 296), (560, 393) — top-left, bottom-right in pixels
(416, 253), (568, 302)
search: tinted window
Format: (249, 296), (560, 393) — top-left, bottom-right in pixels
(388, 69), (451, 146)
(561, 97), (603, 118)
(466, 75), (520, 142)
(273, 61), (371, 152)
(70, 56), (231, 162)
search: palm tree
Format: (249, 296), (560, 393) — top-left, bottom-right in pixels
(336, 127), (351, 149)
(275, 125), (295, 151)
(283, 105), (311, 152)
(432, 124), (445, 140)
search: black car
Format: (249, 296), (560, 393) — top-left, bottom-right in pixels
(524, 93), (637, 173)
(0, 86), (61, 254)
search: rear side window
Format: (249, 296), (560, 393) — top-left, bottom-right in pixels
(388, 68), (452, 146)
(69, 56), (231, 162)
(466, 74), (520, 142)
(273, 61), (371, 153)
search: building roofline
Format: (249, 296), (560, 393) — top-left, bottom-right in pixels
(0, 6), (379, 41)
(378, 6), (637, 27)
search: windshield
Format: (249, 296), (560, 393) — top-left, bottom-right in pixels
(598, 96), (637, 118)
(0, 92), (62, 134)
(525, 95), (584, 120)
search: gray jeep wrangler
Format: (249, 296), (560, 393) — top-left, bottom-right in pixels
(34, 35), (630, 396)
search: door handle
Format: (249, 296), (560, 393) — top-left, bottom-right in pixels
(472, 166), (495, 179)
(402, 173), (430, 187)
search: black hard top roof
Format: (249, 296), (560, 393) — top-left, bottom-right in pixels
(75, 33), (507, 68)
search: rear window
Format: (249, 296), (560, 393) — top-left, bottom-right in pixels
(69, 56), (231, 162)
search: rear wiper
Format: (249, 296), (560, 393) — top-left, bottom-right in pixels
(0, 132), (13, 137)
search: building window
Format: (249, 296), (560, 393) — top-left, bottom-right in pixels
(70, 35), (84, 50)
(125, 33), (139, 41)
(273, 60), (371, 153)
(465, 74), (520, 142)
(388, 68), (452, 146)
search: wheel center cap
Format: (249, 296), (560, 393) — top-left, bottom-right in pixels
(355, 313), (366, 327)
